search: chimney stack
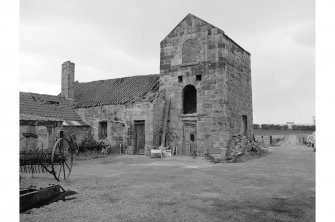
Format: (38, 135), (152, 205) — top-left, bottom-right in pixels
(61, 61), (75, 100)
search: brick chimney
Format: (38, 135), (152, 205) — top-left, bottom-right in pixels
(61, 61), (75, 100)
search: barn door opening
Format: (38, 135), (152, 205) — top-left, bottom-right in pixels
(182, 122), (197, 155)
(241, 115), (247, 136)
(99, 121), (107, 139)
(134, 121), (145, 155)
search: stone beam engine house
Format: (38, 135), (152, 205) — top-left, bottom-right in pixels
(20, 14), (253, 156)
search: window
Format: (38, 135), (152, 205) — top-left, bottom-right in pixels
(59, 130), (64, 138)
(99, 121), (107, 139)
(178, 76), (183, 83)
(190, 134), (195, 142)
(183, 85), (197, 114)
(196, 74), (202, 81)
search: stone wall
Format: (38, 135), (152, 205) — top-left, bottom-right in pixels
(225, 43), (253, 139)
(75, 94), (165, 155)
(19, 125), (62, 151)
(159, 14), (252, 155)
(20, 125), (37, 151)
(63, 126), (91, 144)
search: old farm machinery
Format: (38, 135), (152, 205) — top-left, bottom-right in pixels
(20, 133), (79, 181)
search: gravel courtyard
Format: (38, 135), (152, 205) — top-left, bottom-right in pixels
(20, 145), (315, 222)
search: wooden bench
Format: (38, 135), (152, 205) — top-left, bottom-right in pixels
(150, 149), (163, 158)
(150, 146), (171, 158)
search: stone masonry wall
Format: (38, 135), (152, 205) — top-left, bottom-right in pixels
(225, 44), (253, 138)
(159, 14), (252, 155)
(63, 126), (91, 144)
(19, 125), (62, 151)
(75, 95), (165, 155)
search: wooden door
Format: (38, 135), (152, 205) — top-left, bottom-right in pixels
(99, 122), (107, 139)
(134, 121), (145, 155)
(182, 123), (197, 155)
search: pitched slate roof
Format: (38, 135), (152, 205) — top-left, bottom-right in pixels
(74, 74), (160, 108)
(20, 92), (82, 121)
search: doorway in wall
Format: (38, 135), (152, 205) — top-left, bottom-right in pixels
(99, 121), (107, 139)
(183, 85), (197, 114)
(182, 122), (197, 155)
(241, 115), (248, 136)
(134, 120), (145, 155)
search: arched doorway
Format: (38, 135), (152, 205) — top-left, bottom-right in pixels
(183, 85), (197, 114)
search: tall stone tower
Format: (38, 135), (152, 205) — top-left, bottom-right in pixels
(61, 61), (75, 100)
(159, 14), (253, 155)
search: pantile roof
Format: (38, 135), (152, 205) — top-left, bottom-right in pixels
(20, 92), (82, 121)
(74, 74), (160, 108)
(20, 74), (160, 121)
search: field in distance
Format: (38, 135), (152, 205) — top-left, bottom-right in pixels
(253, 129), (314, 136)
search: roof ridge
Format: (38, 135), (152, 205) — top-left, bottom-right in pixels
(75, 73), (160, 84)
(74, 73), (160, 107)
(20, 91), (64, 98)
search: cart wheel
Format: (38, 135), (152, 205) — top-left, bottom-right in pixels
(51, 138), (73, 181)
(100, 138), (112, 155)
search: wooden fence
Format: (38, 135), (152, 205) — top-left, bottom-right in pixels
(254, 135), (272, 146)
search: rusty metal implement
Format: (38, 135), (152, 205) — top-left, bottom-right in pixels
(20, 134), (78, 181)
(20, 185), (77, 212)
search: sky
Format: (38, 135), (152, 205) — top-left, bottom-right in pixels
(20, 0), (315, 124)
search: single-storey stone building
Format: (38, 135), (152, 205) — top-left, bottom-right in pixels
(19, 92), (90, 151)
(20, 14), (253, 155)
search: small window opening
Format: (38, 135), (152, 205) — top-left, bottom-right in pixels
(59, 130), (64, 138)
(190, 134), (195, 142)
(99, 121), (107, 139)
(196, 74), (202, 81)
(178, 76), (183, 83)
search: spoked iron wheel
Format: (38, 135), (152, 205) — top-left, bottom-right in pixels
(51, 138), (73, 181)
(100, 138), (112, 155)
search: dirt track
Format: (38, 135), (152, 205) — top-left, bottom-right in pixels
(20, 145), (315, 222)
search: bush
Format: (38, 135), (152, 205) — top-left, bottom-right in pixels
(281, 125), (288, 130)
(257, 124), (314, 131)
(261, 124), (269, 129)
(79, 135), (102, 152)
(291, 125), (315, 131)
(273, 124), (281, 130)
(253, 124), (260, 129)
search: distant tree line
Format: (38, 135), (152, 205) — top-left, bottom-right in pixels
(291, 125), (316, 131)
(253, 124), (315, 131)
